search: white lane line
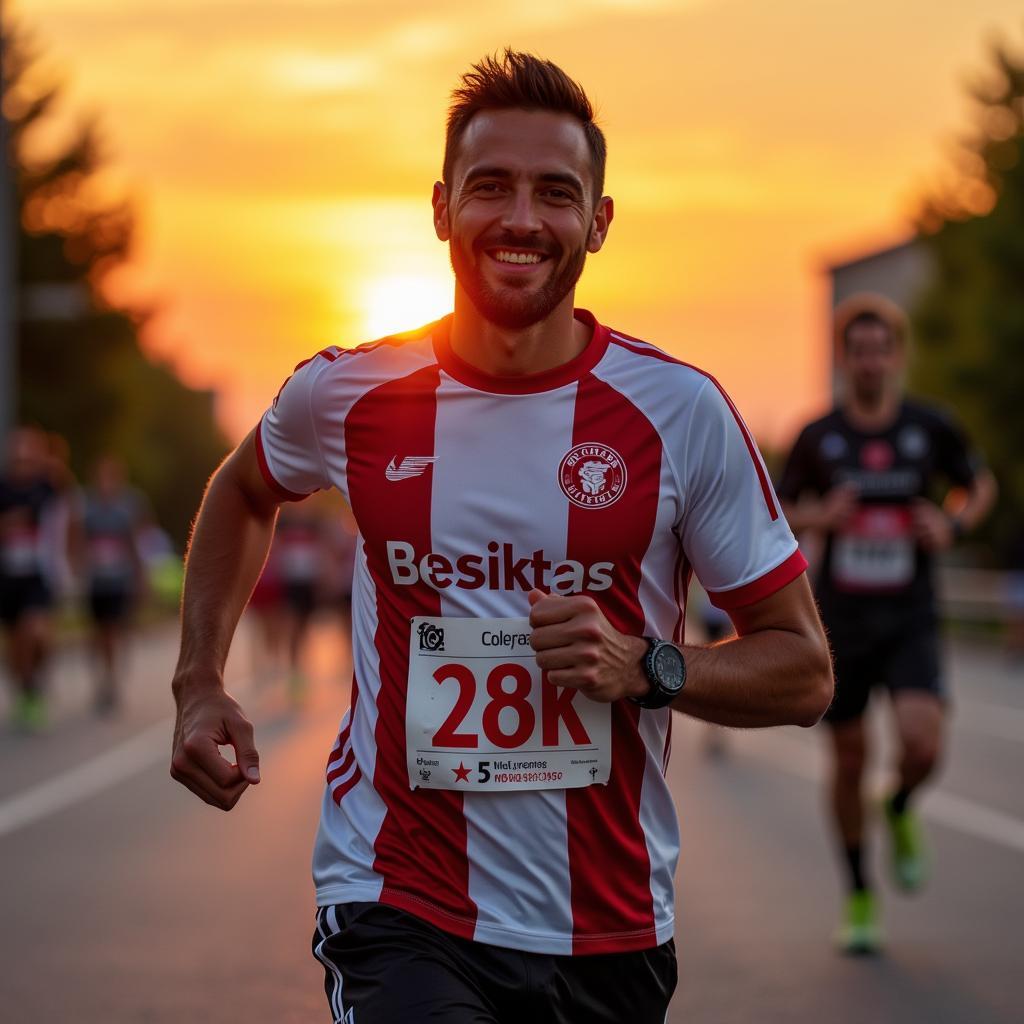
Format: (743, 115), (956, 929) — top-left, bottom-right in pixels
(926, 791), (1024, 855)
(736, 727), (1024, 856)
(0, 718), (174, 838)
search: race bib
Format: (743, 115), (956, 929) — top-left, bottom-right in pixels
(406, 616), (611, 792)
(89, 534), (132, 574)
(1, 527), (40, 576)
(832, 506), (915, 592)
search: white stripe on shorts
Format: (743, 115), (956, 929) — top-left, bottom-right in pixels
(313, 907), (347, 1023)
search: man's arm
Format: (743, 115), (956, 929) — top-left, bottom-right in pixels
(528, 573), (833, 729)
(912, 468), (998, 551)
(775, 422), (854, 537)
(170, 430), (282, 810)
(781, 483), (858, 536)
(672, 574), (832, 726)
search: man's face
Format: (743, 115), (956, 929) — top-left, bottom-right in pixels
(7, 428), (47, 483)
(94, 456), (125, 496)
(843, 322), (902, 405)
(433, 108), (611, 330)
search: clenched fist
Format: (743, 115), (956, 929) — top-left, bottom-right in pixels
(528, 589), (649, 703)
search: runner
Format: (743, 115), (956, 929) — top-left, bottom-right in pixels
(246, 532), (288, 688)
(76, 454), (151, 714)
(275, 502), (326, 703)
(0, 427), (61, 731)
(170, 51), (833, 1022)
(777, 297), (997, 954)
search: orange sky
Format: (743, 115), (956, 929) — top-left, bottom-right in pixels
(16, 0), (1024, 448)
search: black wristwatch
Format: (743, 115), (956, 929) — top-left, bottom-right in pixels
(630, 638), (687, 710)
(949, 515), (966, 543)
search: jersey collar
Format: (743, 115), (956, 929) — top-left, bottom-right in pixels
(431, 309), (610, 395)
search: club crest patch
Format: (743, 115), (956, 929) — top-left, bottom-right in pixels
(558, 443), (627, 509)
(860, 439), (895, 472)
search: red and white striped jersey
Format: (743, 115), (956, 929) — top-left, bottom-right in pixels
(257, 309), (806, 955)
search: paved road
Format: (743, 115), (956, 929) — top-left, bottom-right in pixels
(1, 618), (1021, 1022)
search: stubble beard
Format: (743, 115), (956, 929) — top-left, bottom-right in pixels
(450, 239), (588, 330)
(852, 376), (887, 409)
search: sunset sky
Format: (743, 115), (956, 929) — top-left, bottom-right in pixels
(15, 0), (1024, 447)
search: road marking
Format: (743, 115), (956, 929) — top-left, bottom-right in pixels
(737, 727), (1024, 856)
(926, 791), (1024, 854)
(0, 718), (174, 839)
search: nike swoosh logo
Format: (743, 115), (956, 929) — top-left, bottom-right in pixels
(386, 456), (438, 482)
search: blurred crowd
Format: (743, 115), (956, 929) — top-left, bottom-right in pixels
(0, 424), (356, 733)
(0, 425), (177, 730)
(246, 498), (357, 705)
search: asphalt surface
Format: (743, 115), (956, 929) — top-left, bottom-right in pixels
(1, 616), (1021, 1023)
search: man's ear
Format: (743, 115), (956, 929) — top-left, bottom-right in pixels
(587, 195), (614, 254)
(433, 181), (450, 241)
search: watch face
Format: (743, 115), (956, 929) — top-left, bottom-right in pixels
(654, 644), (686, 692)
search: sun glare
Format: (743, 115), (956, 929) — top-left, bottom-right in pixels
(359, 272), (453, 340)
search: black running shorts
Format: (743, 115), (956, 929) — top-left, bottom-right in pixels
(821, 599), (944, 724)
(285, 581), (316, 619)
(88, 587), (131, 624)
(0, 575), (52, 626)
(312, 902), (677, 1024)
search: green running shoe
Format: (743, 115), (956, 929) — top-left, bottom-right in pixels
(885, 798), (929, 892)
(835, 889), (883, 955)
(13, 693), (48, 733)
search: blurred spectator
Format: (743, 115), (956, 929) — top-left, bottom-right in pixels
(74, 455), (152, 715)
(0, 427), (67, 731)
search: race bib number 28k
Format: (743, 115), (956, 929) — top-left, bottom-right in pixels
(406, 616), (611, 792)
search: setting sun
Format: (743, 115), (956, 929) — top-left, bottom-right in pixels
(358, 271), (454, 340)
(19, 0), (1024, 446)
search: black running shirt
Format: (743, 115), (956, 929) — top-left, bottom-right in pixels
(0, 477), (56, 580)
(777, 400), (981, 606)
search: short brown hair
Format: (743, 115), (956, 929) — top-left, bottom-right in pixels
(443, 49), (607, 199)
(834, 293), (908, 353)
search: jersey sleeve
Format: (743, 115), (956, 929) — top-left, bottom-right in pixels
(680, 380), (807, 610)
(775, 425), (820, 502)
(931, 409), (983, 488)
(255, 356), (332, 501)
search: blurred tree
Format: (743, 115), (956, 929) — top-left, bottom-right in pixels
(912, 29), (1024, 556)
(3, 17), (228, 547)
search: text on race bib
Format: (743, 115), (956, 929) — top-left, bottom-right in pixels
(406, 616), (611, 792)
(832, 505), (915, 592)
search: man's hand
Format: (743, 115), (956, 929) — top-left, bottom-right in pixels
(818, 482), (859, 531)
(528, 589), (648, 703)
(170, 682), (261, 811)
(911, 497), (956, 551)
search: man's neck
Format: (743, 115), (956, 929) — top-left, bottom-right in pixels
(842, 390), (902, 432)
(448, 290), (589, 377)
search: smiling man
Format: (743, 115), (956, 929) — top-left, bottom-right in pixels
(170, 51), (832, 1023)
